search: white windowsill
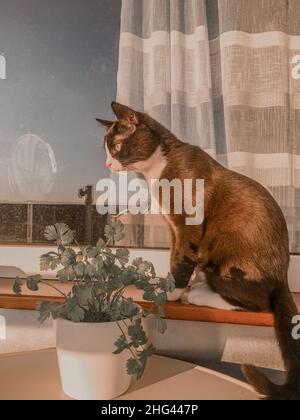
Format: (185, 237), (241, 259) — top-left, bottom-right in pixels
(0, 246), (299, 292)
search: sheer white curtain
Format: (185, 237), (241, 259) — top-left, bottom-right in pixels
(117, 0), (214, 248)
(117, 0), (300, 252)
(117, 0), (216, 152)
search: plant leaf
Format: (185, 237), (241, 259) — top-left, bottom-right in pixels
(126, 358), (145, 380)
(13, 277), (22, 295)
(57, 266), (75, 282)
(44, 223), (74, 246)
(37, 301), (61, 323)
(119, 266), (137, 286)
(154, 292), (167, 306)
(63, 298), (86, 323)
(74, 262), (86, 279)
(87, 247), (99, 259)
(40, 253), (61, 271)
(26, 275), (42, 292)
(120, 299), (140, 319)
(128, 319), (148, 348)
(166, 272), (176, 292)
(115, 248), (130, 265)
(143, 290), (157, 302)
(96, 238), (106, 250)
(61, 249), (76, 267)
(139, 344), (156, 362)
(104, 220), (125, 244)
(91, 256), (104, 271)
(73, 286), (93, 307)
(113, 335), (130, 354)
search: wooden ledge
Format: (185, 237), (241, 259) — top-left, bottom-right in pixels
(140, 301), (275, 327)
(0, 294), (63, 312)
(0, 293), (275, 328)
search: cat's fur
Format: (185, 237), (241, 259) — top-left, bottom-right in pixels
(97, 102), (300, 400)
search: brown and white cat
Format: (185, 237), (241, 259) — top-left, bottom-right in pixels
(97, 101), (300, 400)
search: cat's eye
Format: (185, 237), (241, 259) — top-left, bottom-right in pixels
(114, 144), (122, 152)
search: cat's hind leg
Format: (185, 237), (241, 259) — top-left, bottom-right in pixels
(205, 266), (272, 313)
(186, 281), (241, 310)
(168, 265), (240, 310)
(184, 266), (240, 310)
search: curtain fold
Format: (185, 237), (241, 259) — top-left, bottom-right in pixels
(118, 0), (216, 151)
(117, 0), (300, 253)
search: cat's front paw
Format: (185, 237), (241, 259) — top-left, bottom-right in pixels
(181, 289), (191, 304)
(167, 288), (186, 302)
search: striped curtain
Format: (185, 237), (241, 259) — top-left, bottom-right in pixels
(116, 0), (300, 253)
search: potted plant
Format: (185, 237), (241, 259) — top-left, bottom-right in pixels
(13, 220), (175, 400)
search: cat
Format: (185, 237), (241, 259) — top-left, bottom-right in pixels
(97, 101), (300, 400)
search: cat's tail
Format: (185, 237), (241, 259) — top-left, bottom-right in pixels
(243, 285), (300, 400)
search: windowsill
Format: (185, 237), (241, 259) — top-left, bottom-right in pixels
(0, 278), (299, 328)
(0, 246), (299, 290)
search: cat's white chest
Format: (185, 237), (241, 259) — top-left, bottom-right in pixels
(143, 148), (178, 231)
(143, 147), (168, 207)
(144, 159), (167, 187)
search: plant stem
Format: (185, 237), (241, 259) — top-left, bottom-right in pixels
(40, 281), (67, 298)
(111, 286), (127, 306)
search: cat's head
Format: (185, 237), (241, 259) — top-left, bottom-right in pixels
(97, 102), (160, 173)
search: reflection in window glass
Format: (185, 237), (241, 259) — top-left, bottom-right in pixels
(0, 0), (121, 203)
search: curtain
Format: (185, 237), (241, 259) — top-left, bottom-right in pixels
(117, 0), (300, 253)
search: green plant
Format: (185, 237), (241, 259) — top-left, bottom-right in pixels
(13, 220), (175, 379)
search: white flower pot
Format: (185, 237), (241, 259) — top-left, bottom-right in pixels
(54, 318), (132, 400)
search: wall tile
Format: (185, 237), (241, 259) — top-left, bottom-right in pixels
(0, 204), (27, 243)
(32, 204), (85, 244)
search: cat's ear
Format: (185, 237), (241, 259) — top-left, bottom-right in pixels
(95, 118), (114, 129)
(111, 102), (139, 125)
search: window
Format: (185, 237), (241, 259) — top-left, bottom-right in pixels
(0, 0), (122, 245)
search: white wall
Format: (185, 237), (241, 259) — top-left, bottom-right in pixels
(0, 309), (54, 354)
(0, 246), (299, 291)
